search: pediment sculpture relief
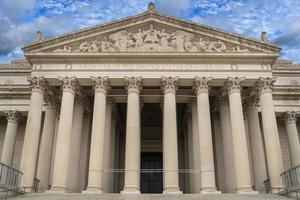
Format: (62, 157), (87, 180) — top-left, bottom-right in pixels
(53, 24), (250, 53)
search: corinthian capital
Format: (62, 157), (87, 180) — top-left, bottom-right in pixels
(161, 76), (179, 93)
(281, 111), (298, 125)
(58, 76), (78, 93)
(27, 76), (47, 93)
(193, 76), (212, 94)
(91, 76), (111, 94)
(124, 76), (143, 94)
(225, 76), (245, 93)
(4, 110), (20, 122)
(255, 77), (276, 95)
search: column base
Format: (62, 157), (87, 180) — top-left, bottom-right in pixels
(200, 189), (221, 194)
(121, 188), (140, 194)
(82, 187), (104, 194)
(163, 187), (182, 194)
(236, 188), (258, 194)
(46, 186), (67, 193)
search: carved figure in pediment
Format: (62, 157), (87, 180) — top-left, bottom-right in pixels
(170, 31), (186, 52)
(100, 37), (114, 52)
(79, 41), (91, 52)
(133, 29), (144, 49)
(53, 45), (72, 52)
(159, 29), (171, 51)
(89, 40), (100, 52)
(208, 40), (226, 52)
(197, 38), (209, 52)
(144, 24), (159, 44)
(232, 46), (250, 53)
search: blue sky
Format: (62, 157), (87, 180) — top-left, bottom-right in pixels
(0, 0), (299, 63)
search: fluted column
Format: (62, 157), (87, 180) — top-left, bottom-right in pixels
(185, 106), (194, 193)
(85, 76), (110, 193)
(1, 110), (20, 166)
(36, 93), (57, 192)
(109, 105), (118, 193)
(281, 111), (300, 167)
(67, 94), (85, 192)
(193, 77), (219, 193)
(256, 77), (283, 192)
(122, 76), (142, 194)
(20, 76), (47, 191)
(246, 96), (267, 193)
(225, 77), (256, 194)
(103, 98), (113, 193)
(50, 76), (78, 192)
(161, 76), (182, 194)
(79, 107), (92, 192)
(190, 101), (201, 193)
(218, 95), (236, 193)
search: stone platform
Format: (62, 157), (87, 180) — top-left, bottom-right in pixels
(10, 193), (292, 200)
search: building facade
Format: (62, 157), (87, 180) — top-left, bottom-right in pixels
(0, 3), (300, 195)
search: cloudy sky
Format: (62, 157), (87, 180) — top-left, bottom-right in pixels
(0, 0), (299, 63)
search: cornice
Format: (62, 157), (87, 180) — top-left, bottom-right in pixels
(24, 52), (279, 65)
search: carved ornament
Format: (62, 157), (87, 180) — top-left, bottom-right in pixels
(58, 76), (78, 92)
(52, 24), (251, 53)
(27, 76), (47, 92)
(193, 76), (212, 93)
(161, 76), (179, 93)
(4, 110), (20, 122)
(124, 76), (143, 93)
(281, 111), (298, 125)
(91, 76), (111, 93)
(225, 77), (245, 93)
(255, 77), (276, 94)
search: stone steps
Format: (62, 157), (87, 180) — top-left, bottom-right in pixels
(9, 193), (293, 200)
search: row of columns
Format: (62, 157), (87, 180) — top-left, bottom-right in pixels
(2, 75), (298, 194)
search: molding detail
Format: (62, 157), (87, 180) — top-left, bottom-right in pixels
(225, 76), (245, 93)
(4, 110), (20, 122)
(27, 76), (47, 92)
(193, 76), (212, 93)
(58, 76), (78, 93)
(281, 111), (298, 125)
(91, 76), (111, 93)
(161, 76), (179, 93)
(255, 77), (276, 94)
(124, 76), (143, 93)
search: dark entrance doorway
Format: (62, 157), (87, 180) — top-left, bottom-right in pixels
(141, 152), (163, 193)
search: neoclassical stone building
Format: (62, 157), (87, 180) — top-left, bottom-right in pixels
(0, 3), (299, 195)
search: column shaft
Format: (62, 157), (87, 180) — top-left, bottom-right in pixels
(36, 105), (56, 192)
(191, 102), (201, 193)
(186, 112), (194, 193)
(1, 111), (19, 166)
(162, 76), (181, 194)
(123, 77), (142, 194)
(103, 100), (112, 193)
(194, 77), (218, 193)
(67, 99), (84, 192)
(247, 104), (267, 192)
(79, 113), (91, 192)
(226, 77), (255, 194)
(282, 111), (300, 167)
(219, 100), (236, 193)
(20, 77), (46, 190)
(85, 76), (110, 193)
(109, 110), (117, 193)
(257, 77), (283, 192)
(51, 77), (77, 192)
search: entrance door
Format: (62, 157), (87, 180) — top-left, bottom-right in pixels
(141, 152), (163, 193)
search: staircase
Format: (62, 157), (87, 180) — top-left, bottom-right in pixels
(9, 193), (293, 200)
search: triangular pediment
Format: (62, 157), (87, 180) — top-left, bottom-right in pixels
(23, 4), (281, 63)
